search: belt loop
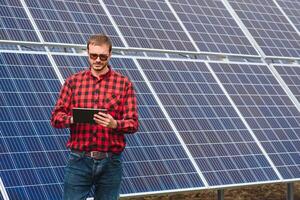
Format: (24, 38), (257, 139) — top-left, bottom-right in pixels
(76, 151), (85, 158)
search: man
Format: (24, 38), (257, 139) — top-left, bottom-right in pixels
(51, 34), (138, 200)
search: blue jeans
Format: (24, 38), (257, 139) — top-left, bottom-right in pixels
(63, 152), (122, 200)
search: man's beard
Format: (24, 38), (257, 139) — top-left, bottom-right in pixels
(93, 63), (107, 71)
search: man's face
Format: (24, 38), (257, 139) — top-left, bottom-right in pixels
(88, 44), (111, 75)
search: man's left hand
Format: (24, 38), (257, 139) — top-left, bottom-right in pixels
(93, 112), (117, 129)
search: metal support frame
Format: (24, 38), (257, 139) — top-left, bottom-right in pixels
(217, 189), (224, 200)
(0, 178), (9, 200)
(287, 182), (294, 200)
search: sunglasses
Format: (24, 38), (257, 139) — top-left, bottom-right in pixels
(89, 53), (110, 61)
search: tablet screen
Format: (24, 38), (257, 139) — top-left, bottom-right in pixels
(72, 108), (107, 124)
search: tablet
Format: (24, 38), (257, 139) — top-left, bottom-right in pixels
(72, 108), (107, 124)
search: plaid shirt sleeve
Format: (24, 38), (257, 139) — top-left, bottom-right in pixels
(51, 78), (72, 128)
(115, 81), (139, 134)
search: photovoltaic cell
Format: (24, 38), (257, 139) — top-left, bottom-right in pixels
(228, 0), (300, 58)
(0, 52), (69, 200)
(24, 0), (124, 46)
(273, 64), (300, 103)
(276, 0), (300, 32)
(0, 1), (39, 42)
(137, 59), (279, 186)
(103, 0), (196, 52)
(52, 55), (205, 194)
(210, 62), (300, 179)
(169, 0), (258, 56)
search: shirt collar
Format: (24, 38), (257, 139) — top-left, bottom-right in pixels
(88, 65), (111, 80)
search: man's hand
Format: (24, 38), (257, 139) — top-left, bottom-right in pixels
(93, 112), (117, 129)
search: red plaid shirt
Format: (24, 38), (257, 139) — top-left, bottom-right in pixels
(51, 67), (138, 154)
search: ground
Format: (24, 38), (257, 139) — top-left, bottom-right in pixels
(122, 182), (300, 200)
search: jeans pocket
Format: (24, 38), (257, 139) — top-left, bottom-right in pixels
(68, 152), (82, 164)
(110, 154), (122, 167)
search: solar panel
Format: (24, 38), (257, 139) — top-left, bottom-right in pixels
(0, 52), (68, 200)
(227, 0), (300, 58)
(275, 0), (300, 32)
(210, 62), (300, 179)
(0, 1), (39, 42)
(52, 55), (205, 195)
(273, 64), (300, 103)
(1, 0), (300, 198)
(102, 0), (197, 52)
(168, 0), (258, 56)
(136, 59), (279, 186)
(24, 0), (124, 46)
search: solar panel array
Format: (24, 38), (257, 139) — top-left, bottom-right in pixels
(273, 64), (300, 104)
(1, 0), (300, 199)
(136, 59), (279, 186)
(103, 0), (197, 52)
(275, 0), (300, 32)
(24, 0), (124, 46)
(0, 1), (39, 42)
(0, 52), (67, 200)
(1, 0), (300, 57)
(210, 62), (300, 179)
(168, 0), (258, 56)
(227, 0), (300, 58)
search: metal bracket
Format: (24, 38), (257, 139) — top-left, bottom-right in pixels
(0, 178), (9, 200)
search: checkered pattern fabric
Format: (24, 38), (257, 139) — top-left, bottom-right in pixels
(51, 67), (138, 153)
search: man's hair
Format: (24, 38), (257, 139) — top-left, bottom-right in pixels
(87, 34), (112, 52)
